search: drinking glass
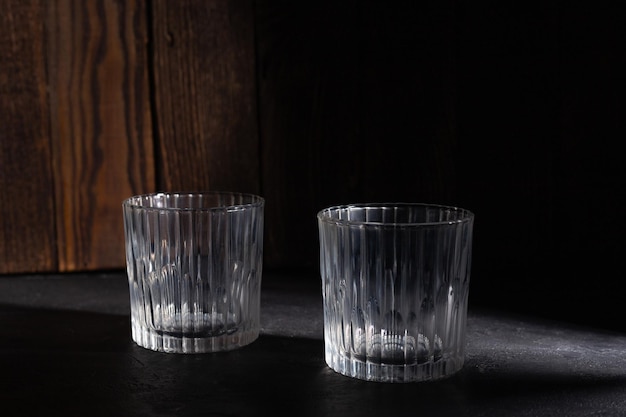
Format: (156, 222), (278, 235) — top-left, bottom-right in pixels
(318, 203), (474, 382)
(123, 192), (264, 353)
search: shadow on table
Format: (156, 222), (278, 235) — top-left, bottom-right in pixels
(0, 303), (130, 352)
(1, 305), (625, 416)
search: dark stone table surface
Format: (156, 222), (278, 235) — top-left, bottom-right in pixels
(1, 271), (625, 416)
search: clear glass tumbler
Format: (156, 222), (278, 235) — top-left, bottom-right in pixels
(123, 192), (264, 353)
(318, 203), (474, 382)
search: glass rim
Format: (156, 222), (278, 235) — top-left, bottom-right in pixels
(122, 191), (264, 212)
(317, 202), (474, 227)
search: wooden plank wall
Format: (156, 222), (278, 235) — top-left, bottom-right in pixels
(1, 0), (155, 273)
(151, 0), (259, 193)
(1, 0), (261, 274)
(47, 0), (154, 271)
(0, 0), (57, 273)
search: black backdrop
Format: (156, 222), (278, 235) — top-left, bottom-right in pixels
(454, 2), (624, 330)
(256, 1), (626, 332)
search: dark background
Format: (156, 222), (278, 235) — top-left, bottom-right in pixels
(1, 1), (624, 332)
(257, 1), (625, 331)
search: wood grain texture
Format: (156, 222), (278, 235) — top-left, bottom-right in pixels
(0, 0), (58, 274)
(151, 0), (259, 193)
(255, 1), (457, 268)
(47, 0), (154, 271)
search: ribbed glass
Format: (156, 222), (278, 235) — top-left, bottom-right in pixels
(318, 203), (474, 382)
(123, 192), (264, 353)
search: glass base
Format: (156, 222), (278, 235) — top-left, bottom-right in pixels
(131, 322), (259, 353)
(325, 349), (464, 383)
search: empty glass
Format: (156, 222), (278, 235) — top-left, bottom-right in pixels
(318, 203), (474, 382)
(123, 192), (264, 353)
